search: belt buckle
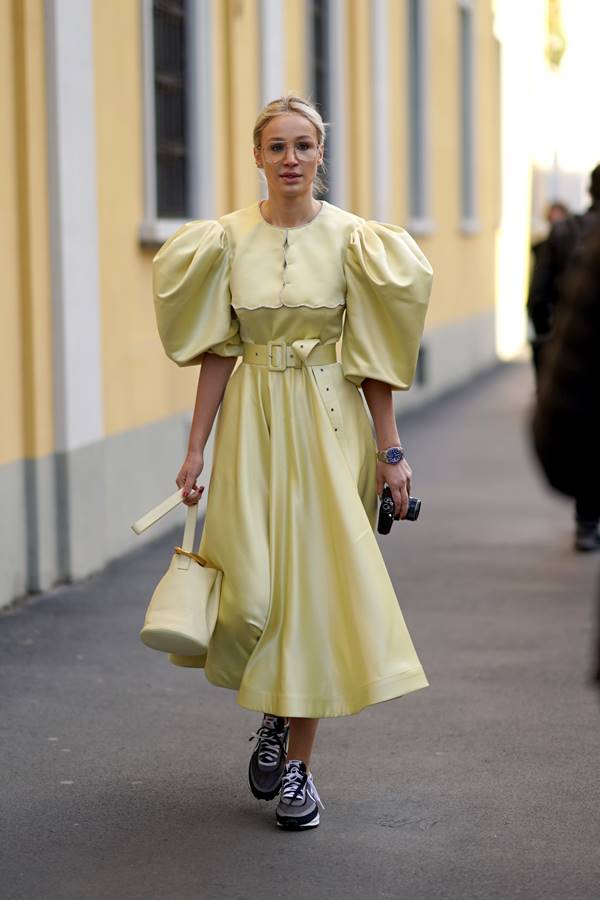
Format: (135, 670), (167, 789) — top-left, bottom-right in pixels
(267, 339), (287, 371)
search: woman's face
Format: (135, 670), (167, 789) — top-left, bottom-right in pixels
(254, 113), (323, 199)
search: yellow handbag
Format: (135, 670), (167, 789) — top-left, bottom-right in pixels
(130, 488), (222, 661)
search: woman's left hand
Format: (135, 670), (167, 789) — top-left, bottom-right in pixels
(376, 459), (413, 519)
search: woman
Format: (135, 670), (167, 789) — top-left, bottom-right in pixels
(152, 95), (433, 830)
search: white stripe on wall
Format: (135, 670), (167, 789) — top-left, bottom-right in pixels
(259, 0), (285, 198)
(327, 0), (347, 207)
(371, 0), (390, 220)
(188, 0), (216, 218)
(45, 0), (104, 452)
(260, 0), (285, 104)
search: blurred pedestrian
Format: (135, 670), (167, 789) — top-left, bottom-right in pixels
(151, 95), (433, 830)
(532, 214), (600, 683)
(528, 167), (600, 379)
(527, 200), (570, 377)
(529, 164), (600, 551)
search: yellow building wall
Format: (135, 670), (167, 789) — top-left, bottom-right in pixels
(1, 0), (53, 466)
(93, 0), (200, 437)
(346, 0), (373, 216)
(193, 2), (263, 222)
(285, 0), (309, 96)
(423, 0), (500, 329)
(222, 0), (260, 212)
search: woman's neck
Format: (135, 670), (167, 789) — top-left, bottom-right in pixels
(260, 195), (322, 228)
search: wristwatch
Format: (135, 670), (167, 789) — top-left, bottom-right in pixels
(376, 446), (405, 464)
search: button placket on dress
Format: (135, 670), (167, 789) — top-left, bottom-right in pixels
(278, 230), (289, 305)
(273, 230), (344, 439)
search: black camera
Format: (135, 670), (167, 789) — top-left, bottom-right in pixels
(377, 484), (421, 534)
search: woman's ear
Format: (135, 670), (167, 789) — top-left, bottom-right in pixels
(253, 146), (263, 169)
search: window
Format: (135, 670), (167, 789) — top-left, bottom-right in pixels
(309, 0), (346, 205)
(140, 0), (214, 244)
(458, 0), (478, 232)
(407, 0), (432, 233)
(153, 0), (189, 219)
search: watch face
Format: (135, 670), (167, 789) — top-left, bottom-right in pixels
(386, 447), (403, 464)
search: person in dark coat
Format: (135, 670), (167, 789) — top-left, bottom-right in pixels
(529, 164), (600, 551)
(531, 215), (600, 688)
(527, 201), (570, 375)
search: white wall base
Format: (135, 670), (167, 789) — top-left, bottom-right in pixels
(0, 415), (218, 610)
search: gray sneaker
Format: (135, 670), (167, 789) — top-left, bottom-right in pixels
(248, 714), (289, 801)
(275, 759), (324, 830)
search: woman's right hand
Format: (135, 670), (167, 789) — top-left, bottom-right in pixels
(176, 449), (205, 506)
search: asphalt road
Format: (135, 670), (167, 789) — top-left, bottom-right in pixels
(2, 362), (599, 900)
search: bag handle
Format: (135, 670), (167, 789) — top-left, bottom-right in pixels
(131, 488), (199, 553)
(131, 488), (185, 534)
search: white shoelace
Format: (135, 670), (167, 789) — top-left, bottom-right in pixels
(281, 760), (325, 809)
(249, 715), (287, 766)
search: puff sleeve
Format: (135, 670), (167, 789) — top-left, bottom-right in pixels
(342, 221), (433, 390)
(152, 220), (243, 366)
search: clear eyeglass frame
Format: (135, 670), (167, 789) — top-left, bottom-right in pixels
(260, 140), (321, 164)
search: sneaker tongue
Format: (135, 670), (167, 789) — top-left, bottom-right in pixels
(287, 759), (306, 774)
(263, 714), (286, 733)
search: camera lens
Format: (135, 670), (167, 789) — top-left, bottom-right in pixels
(405, 496), (421, 522)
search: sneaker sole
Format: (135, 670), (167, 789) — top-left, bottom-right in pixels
(249, 782), (282, 801)
(276, 812), (320, 830)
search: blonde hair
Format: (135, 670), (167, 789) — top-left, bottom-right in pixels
(253, 94), (328, 196)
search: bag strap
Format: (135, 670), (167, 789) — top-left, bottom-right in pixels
(180, 501), (198, 553)
(131, 488), (204, 555)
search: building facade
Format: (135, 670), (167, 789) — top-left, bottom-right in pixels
(2, 0), (502, 608)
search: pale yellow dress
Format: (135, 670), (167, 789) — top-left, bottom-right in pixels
(153, 199), (433, 718)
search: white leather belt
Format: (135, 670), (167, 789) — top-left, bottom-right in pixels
(242, 339), (337, 371)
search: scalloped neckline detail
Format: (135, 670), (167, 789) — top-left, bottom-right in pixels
(257, 200), (327, 231)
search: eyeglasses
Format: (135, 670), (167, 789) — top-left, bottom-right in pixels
(260, 140), (320, 164)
